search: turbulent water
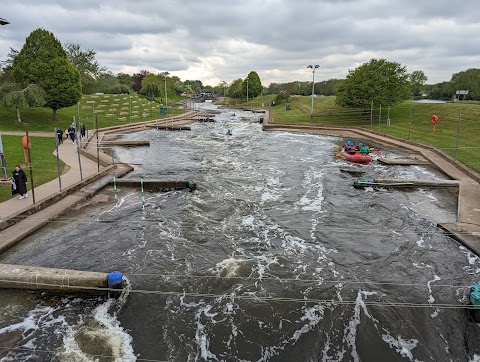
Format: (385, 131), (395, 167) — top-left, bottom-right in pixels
(1, 104), (480, 361)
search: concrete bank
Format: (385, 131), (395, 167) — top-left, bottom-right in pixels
(263, 122), (480, 256)
(0, 263), (113, 295)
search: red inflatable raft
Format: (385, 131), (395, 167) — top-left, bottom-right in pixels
(341, 149), (372, 164)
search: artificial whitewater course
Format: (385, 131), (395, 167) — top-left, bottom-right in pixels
(0, 103), (479, 361)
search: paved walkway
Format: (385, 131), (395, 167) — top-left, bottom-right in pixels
(0, 133), (104, 220)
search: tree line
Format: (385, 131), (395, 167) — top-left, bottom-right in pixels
(1, 28), (478, 122)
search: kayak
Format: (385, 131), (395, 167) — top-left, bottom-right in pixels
(341, 149), (373, 164)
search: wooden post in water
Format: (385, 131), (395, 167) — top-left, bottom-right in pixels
(140, 175), (145, 210)
(113, 173), (117, 205)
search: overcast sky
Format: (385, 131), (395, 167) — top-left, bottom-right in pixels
(1, 0), (479, 86)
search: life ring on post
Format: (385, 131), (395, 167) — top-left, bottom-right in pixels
(22, 136), (31, 149)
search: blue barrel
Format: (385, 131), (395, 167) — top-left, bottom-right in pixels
(108, 271), (123, 289)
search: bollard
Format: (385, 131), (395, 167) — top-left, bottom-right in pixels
(187, 180), (197, 191)
(107, 271), (123, 298)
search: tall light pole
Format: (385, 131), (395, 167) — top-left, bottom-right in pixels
(246, 77), (249, 105)
(307, 64), (319, 122)
(222, 81), (227, 97)
(162, 71), (169, 116)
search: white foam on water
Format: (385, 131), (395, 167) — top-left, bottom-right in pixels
(342, 291), (378, 362)
(416, 238), (425, 247)
(459, 246), (480, 276)
(0, 305), (53, 335)
(296, 169), (325, 213)
(470, 355), (480, 362)
(412, 262), (433, 269)
(381, 334), (420, 361)
(242, 215), (255, 227)
(179, 295), (220, 362)
(210, 257), (250, 278)
(62, 284), (135, 362)
(290, 304), (326, 343)
(427, 275), (441, 304)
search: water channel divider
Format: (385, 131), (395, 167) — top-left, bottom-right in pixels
(0, 263), (123, 297)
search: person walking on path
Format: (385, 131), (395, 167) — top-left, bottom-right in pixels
(12, 165), (28, 199)
(80, 123), (86, 139)
(68, 124), (76, 144)
(56, 128), (63, 144)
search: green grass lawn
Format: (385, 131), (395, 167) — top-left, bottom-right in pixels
(0, 135), (64, 202)
(0, 93), (186, 132)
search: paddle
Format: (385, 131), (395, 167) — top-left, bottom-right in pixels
(333, 144), (340, 149)
(375, 151), (382, 155)
(336, 152), (342, 158)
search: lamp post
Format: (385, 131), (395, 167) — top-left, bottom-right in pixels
(246, 77), (249, 105)
(222, 81), (227, 97)
(307, 64), (319, 122)
(162, 71), (169, 116)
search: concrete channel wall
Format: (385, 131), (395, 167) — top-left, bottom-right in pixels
(0, 264), (110, 295)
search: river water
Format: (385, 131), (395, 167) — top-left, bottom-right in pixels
(1, 104), (479, 361)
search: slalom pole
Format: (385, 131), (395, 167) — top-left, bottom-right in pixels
(113, 173), (117, 205)
(140, 175), (145, 210)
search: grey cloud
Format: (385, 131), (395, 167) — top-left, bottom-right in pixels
(2, 0), (480, 85)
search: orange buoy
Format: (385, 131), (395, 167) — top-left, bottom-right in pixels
(22, 136), (31, 149)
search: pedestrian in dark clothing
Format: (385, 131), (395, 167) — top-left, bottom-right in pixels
(56, 128), (63, 144)
(80, 123), (86, 138)
(12, 165), (28, 199)
(68, 125), (76, 143)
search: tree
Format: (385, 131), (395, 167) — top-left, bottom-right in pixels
(0, 47), (18, 85)
(228, 78), (244, 99)
(12, 28), (81, 121)
(132, 70), (149, 92)
(242, 71), (262, 99)
(0, 83), (45, 123)
(116, 73), (134, 90)
(65, 42), (106, 94)
(449, 68), (480, 100)
(409, 70), (428, 97)
(185, 80), (203, 95)
(140, 74), (162, 99)
(335, 58), (410, 108)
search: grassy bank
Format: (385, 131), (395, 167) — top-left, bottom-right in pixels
(0, 135), (63, 202)
(244, 95), (480, 173)
(0, 93), (185, 133)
